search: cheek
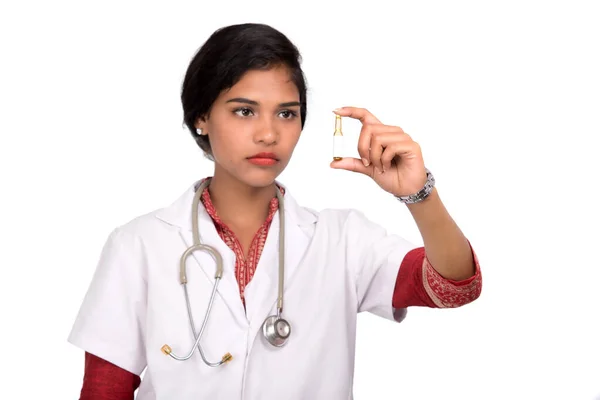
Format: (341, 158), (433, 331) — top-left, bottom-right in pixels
(206, 119), (248, 152)
(209, 133), (239, 162)
(281, 125), (302, 148)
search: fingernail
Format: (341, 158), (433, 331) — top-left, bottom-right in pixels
(362, 158), (369, 167)
(333, 108), (341, 113)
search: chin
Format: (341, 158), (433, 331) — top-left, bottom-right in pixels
(237, 168), (282, 188)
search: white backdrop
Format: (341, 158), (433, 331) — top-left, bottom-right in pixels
(1, 1), (599, 399)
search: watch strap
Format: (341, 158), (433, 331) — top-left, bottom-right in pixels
(395, 168), (435, 204)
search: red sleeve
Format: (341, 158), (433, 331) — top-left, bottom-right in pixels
(392, 242), (482, 309)
(79, 352), (140, 400)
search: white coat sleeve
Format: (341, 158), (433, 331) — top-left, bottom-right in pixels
(68, 227), (147, 375)
(347, 210), (418, 322)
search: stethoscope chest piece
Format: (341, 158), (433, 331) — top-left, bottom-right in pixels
(262, 313), (291, 347)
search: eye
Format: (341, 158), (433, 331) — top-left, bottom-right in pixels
(279, 110), (298, 119)
(234, 107), (254, 117)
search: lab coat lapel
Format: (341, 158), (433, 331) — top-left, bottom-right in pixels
(244, 189), (315, 349)
(177, 215), (248, 327)
(156, 183), (248, 327)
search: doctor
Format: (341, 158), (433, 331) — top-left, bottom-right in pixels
(69, 23), (482, 399)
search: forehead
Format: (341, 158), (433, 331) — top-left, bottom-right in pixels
(222, 66), (299, 102)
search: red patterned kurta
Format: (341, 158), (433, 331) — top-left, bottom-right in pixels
(199, 184), (284, 305)
(78, 183), (482, 399)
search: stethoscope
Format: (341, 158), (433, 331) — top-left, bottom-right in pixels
(161, 178), (290, 367)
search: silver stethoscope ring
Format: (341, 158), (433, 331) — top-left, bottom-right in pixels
(262, 314), (291, 347)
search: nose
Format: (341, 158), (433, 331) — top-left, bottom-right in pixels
(253, 117), (278, 145)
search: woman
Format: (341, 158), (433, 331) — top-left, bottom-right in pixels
(69, 23), (482, 399)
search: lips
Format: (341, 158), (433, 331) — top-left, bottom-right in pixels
(248, 152), (278, 160)
(247, 152), (279, 166)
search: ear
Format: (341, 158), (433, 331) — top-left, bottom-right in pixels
(194, 117), (208, 136)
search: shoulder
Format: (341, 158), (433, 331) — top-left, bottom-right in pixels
(294, 200), (412, 255)
(110, 182), (198, 239)
(299, 203), (385, 238)
(99, 203), (180, 254)
(281, 182), (380, 233)
(107, 208), (167, 239)
(92, 211), (161, 269)
(315, 207), (378, 228)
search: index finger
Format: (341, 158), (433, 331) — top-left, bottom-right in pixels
(333, 107), (381, 125)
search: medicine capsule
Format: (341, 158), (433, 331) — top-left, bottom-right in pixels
(333, 115), (343, 161)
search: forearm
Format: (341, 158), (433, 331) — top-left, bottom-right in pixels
(405, 188), (475, 281)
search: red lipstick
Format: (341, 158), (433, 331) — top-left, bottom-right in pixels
(247, 152), (279, 166)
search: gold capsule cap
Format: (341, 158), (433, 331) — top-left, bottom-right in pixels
(334, 115), (342, 135)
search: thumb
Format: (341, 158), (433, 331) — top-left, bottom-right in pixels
(330, 157), (372, 176)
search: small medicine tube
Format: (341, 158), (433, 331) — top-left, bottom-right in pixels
(333, 115), (343, 161)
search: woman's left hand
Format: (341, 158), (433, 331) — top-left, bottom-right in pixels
(330, 107), (428, 197)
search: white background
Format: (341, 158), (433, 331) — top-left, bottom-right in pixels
(1, 1), (599, 399)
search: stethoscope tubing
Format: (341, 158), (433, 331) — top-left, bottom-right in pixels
(161, 179), (288, 365)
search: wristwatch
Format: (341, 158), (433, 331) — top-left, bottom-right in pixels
(395, 168), (435, 204)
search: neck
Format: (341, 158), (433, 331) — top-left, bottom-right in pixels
(207, 169), (278, 227)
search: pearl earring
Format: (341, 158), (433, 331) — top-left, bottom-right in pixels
(196, 128), (203, 135)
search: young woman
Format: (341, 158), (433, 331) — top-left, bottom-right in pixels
(69, 23), (482, 399)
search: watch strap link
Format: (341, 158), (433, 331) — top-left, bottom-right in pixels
(395, 168), (435, 204)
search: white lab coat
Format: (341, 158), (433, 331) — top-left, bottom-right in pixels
(68, 180), (417, 399)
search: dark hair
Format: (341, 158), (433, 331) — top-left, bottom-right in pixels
(181, 23), (308, 160)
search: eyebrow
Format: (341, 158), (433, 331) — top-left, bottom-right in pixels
(225, 97), (301, 107)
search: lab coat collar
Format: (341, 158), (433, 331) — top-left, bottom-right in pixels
(155, 179), (317, 232)
(155, 179), (318, 347)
